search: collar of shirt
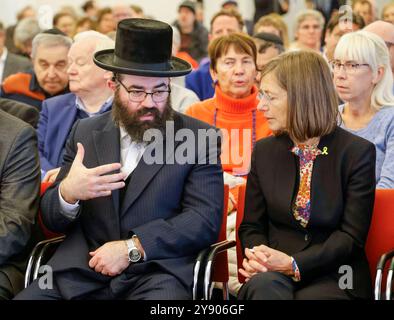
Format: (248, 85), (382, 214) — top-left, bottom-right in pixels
(75, 95), (113, 117)
(119, 126), (147, 178)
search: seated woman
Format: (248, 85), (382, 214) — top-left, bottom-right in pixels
(238, 51), (376, 300)
(186, 32), (271, 295)
(186, 32), (271, 177)
(333, 31), (394, 189)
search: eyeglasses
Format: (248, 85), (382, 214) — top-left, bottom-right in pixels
(116, 77), (171, 103)
(330, 60), (370, 74)
(258, 89), (274, 105)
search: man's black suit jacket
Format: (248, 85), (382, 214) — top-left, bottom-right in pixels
(41, 111), (224, 299)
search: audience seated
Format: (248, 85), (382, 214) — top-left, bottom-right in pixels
(0, 22), (31, 82)
(0, 109), (40, 300)
(0, 30), (71, 110)
(238, 50), (375, 300)
(185, 9), (245, 100)
(333, 30), (394, 188)
(38, 31), (115, 181)
(11, 18), (41, 59)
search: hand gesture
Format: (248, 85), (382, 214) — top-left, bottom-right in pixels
(60, 143), (127, 204)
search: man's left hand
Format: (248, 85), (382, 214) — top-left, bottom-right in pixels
(88, 241), (129, 276)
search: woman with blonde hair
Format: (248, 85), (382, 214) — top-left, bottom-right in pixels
(333, 30), (394, 188)
(238, 50), (375, 300)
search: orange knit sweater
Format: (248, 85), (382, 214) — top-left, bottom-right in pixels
(186, 85), (271, 176)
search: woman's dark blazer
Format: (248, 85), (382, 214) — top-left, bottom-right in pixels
(239, 126), (376, 299)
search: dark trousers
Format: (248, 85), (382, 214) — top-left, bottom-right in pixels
(238, 272), (352, 300)
(14, 271), (191, 300)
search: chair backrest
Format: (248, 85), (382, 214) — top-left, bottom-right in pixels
(235, 184), (247, 283)
(365, 189), (394, 286)
(38, 182), (62, 239)
(211, 184), (230, 282)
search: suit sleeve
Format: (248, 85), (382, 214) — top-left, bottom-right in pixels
(37, 101), (54, 174)
(292, 142), (376, 279)
(0, 125), (40, 264)
(40, 120), (80, 233)
(132, 131), (224, 260)
(238, 143), (269, 253)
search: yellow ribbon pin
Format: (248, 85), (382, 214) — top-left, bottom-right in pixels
(322, 147), (328, 155)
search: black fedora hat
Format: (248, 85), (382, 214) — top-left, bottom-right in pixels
(94, 19), (192, 77)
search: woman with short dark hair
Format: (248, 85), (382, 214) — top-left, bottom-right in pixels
(238, 50), (376, 300)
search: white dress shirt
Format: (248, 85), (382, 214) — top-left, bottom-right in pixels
(0, 48), (8, 82)
(58, 126), (146, 219)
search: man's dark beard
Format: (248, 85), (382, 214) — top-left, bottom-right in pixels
(112, 91), (174, 143)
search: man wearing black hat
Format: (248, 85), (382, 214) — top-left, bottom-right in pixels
(16, 19), (223, 300)
(173, 0), (209, 63)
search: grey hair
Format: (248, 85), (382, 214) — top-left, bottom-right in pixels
(14, 18), (41, 47)
(73, 30), (115, 52)
(31, 33), (73, 59)
(295, 9), (325, 31)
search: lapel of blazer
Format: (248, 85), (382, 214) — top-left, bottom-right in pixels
(120, 113), (183, 216)
(273, 134), (303, 229)
(308, 127), (337, 226)
(92, 117), (121, 234)
(54, 95), (78, 165)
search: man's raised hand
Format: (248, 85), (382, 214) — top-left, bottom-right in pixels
(59, 143), (127, 204)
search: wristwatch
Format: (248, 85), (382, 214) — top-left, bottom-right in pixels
(125, 235), (142, 263)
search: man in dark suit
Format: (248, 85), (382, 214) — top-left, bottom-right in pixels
(0, 109), (40, 299)
(0, 22), (32, 82)
(16, 19), (223, 300)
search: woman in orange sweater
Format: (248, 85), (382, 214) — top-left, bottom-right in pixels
(186, 32), (271, 178)
(186, 33), (271, 296)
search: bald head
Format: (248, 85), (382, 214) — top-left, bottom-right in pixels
(364, 20), (394, 43)
(364, 21), (394, 75)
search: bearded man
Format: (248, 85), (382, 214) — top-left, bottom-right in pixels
(16, 19), (223, 300)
